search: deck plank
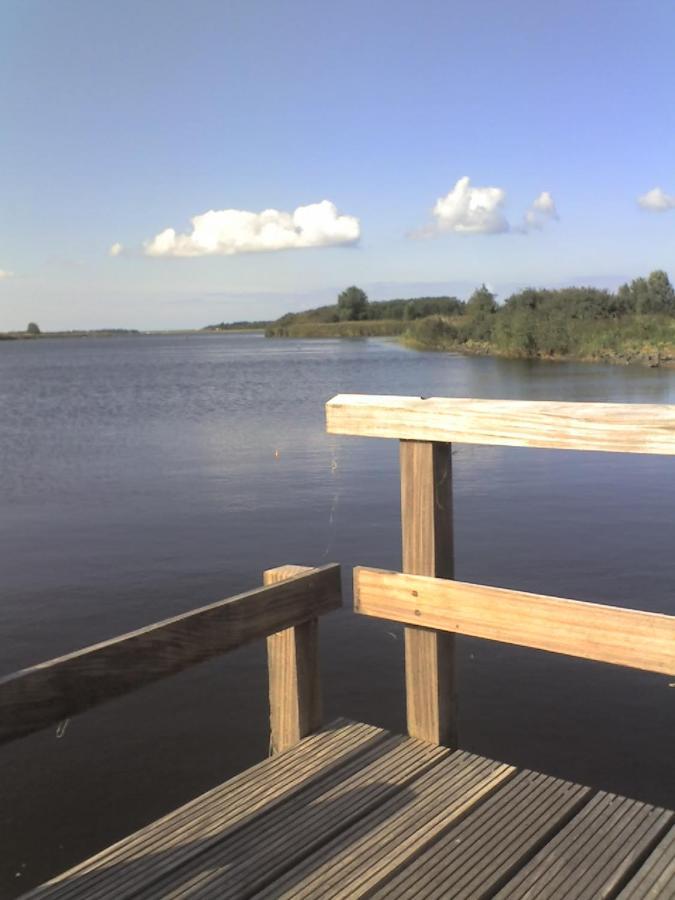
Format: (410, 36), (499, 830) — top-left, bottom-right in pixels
(367, 770), (591, 900)
(494, 791), (674, 899)
(21, 719), (387, 900)
(18, 720), (675, 900)
(253, 752), (514, 899)
(138, 731), (451, 898)
(617, 826), (675, 898)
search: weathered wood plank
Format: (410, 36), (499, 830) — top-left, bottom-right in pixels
(617, 826), (675, 898)
(0, 563), (341, 745)
(354, 567), (675, 675)
(494, 792), (674, 899)
(19, 719), (675, 900)
(255, 751), (514, 899)
(265, 564), (322, 753)
(371, 770), (590, 899)
(326, 394), (675, 455)
(23, 719), (386, 900)
(139, 732), (451, 899)
(400, 441), (456, 746)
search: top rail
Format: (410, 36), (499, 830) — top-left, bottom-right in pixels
(0, 563), (341, 746)
(326, 394), (675, 454)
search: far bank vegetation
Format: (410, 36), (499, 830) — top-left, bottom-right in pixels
(266, 271), (675, 366)
(265, 286), (464, 339)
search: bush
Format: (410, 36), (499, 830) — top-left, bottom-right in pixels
(405, 316), (459, 349)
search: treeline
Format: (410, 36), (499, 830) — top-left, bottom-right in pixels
(274, 295), (465, 324)
(266, 287), (464, 336)
(203, 320), (272, 331)
(405, 271), (675, 365)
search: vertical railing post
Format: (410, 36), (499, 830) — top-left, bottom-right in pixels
(400, 440), (457, 746)
(264, 564), (322, 754)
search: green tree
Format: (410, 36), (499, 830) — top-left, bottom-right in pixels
(615, 282), (637, 315)
(462, 285), (496, 341)
(617, 277), (650, 314)
(26, 322), (41, 335)
(615, 272), (675, 315)
(337, 286), (369, 321)
(466, 284), (497, 316)
(645, 270), (675, 314)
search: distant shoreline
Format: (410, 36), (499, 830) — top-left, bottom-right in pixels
(264, 319), (675, 367)
(0, 327), (266, 341)
(264, 320), (406, 339)
(5, 317), (675, 368)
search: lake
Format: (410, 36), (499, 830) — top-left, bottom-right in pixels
(1, 333), (674, 896)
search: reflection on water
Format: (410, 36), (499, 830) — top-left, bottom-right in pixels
(1, 334), (674, 895)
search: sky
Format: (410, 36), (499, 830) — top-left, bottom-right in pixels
(1, 0), (675, 330)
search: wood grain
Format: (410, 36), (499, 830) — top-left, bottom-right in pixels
(372, 771), (591, 899)
(141, 734), (450, 899)
(494, 791), (673, 899)
(255, 751), (512, 899)
(26, 720), (385, 899)
(354, 567), (675, 675)
(326, 394), (675, 454)
(617, 825), (675, 898)
(400, 441), (456, 746)
(265, 565), (324, 754)
(0, 563), (341, 746)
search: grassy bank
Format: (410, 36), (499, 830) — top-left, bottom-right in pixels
(223, 271), (675, 365)
(403, 312), (675, 366)
(265, 319), (407, 338)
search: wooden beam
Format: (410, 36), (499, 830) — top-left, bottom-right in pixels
(265, 565), (324, 754)
(400, 441), (457, 746)
(354, 567), (675, 676)
(0, 564), (341, 746)
(326, 395), (675, 455)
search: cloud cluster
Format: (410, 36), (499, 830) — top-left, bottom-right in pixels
(521, 191), (558, 231)
(109, 242), (124, 257)
(638, 187), (675, 211)
(0, 268), (13, 280)
(142, 200), (360, 257)
(419, 177), (558, 237)
(431, 176), (509, 234)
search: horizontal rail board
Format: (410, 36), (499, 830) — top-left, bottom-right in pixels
(326, 394), (675, 454)
(354, 567), (675, 675)
(0, 563), (341, 746)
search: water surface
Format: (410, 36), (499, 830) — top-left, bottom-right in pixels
(1, 334), (674, 896)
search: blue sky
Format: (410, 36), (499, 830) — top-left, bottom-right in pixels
(1, 0), (674, 329)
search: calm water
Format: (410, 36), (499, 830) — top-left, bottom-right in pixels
(1, 333), (674, 896)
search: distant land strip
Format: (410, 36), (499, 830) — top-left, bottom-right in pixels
(255, 272), (675, 367)
(7, 270), (675, 367)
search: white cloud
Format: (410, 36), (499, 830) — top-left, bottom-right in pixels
(143, 200), (360, 257)
(0, 268), (13, 280)
(638, 187), (675, 211)
(109, 242), (124, 257)
(431, 176), (509, 234)
(417, 177), (558, 238)
(521, 191), (559, 231)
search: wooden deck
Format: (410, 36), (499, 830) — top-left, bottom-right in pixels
(22, 719), (674, 899)
(7, 397), (675, 898)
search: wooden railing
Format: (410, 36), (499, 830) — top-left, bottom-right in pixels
(5, 394), (675, 760)
(0, 563), (341, 751)
(326, 394), (675, 454)
(327, 393), (675, 747)
(354, 568), (675, 676)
